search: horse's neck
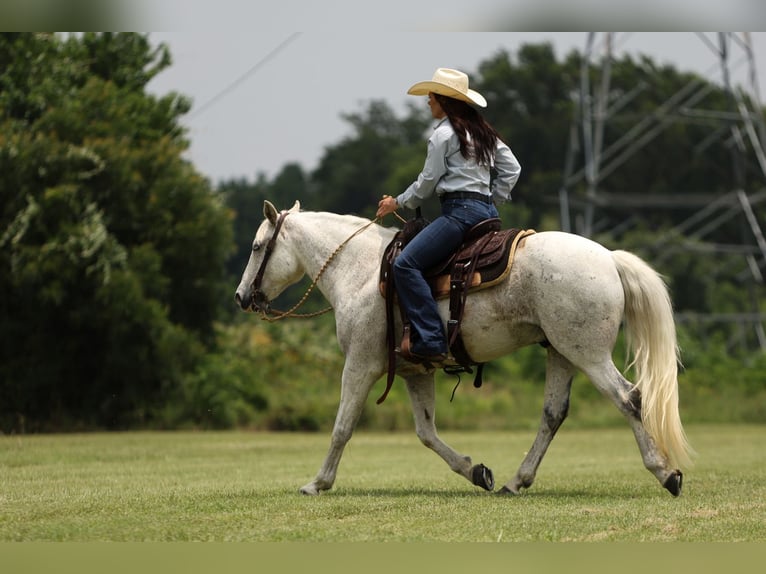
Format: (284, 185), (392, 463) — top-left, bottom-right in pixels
(290, 212), (394, 302)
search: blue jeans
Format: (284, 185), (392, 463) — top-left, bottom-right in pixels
(393, 198), (500, 356)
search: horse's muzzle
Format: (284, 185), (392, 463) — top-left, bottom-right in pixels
(234, 290), (251, 311)
(234, 289), (270, 312)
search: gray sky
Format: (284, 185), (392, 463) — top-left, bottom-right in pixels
(146, 32), (766, 184)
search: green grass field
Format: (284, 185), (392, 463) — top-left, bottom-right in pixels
(1, 425), (764, 542)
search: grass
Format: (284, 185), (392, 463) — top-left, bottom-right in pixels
(1, 425), (764, 542)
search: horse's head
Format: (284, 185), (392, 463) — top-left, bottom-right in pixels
(234, 200), (303, 312)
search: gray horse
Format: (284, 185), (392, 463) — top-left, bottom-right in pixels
(235, 200), (692, 497)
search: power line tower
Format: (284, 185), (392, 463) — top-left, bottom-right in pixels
(559, 32), (766, 351)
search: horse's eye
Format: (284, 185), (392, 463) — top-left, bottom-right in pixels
(252, 243), (261, 252)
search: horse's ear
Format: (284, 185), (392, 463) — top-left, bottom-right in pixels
(289, 200), (301, 213)
(263, 200), (278, 225)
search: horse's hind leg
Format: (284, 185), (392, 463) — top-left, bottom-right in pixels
(405, 372), (494, 491)
(499, 347), (576, 495)
(583, 361), (683, 495)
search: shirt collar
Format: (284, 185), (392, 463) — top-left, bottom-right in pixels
(433, 116), (449, 130)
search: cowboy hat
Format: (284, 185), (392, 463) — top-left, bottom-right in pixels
(407, 68), (487, 108)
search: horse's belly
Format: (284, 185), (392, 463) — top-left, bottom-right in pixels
(442, 288), (545, 362)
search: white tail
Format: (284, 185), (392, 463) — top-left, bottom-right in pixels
(611, 250), (693, 469)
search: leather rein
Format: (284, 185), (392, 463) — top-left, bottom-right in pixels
(249, 210), (379, 322)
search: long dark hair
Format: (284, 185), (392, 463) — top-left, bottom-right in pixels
(434, 94), (500, 166)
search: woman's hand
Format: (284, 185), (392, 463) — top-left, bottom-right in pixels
(376, 195), (398, 218)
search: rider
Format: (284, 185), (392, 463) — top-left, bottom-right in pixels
(376, 67), (521, 365)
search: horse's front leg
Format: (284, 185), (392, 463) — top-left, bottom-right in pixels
(299, 359), (380, 495)
(405, 372), (494, 491)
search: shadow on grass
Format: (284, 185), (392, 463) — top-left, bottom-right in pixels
(290, 486), (662, 500)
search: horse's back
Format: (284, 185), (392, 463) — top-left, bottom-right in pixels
(521, 230), (613, 259)
(516, 231), (620, 288)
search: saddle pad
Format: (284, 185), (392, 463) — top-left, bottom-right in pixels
(428, 228), (535, 299)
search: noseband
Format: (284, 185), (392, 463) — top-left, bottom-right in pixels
(250, 210), (289, 312)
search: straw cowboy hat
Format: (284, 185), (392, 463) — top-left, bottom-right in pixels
(407, 68), (487, 108)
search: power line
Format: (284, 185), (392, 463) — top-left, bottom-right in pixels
(187, 32), (301, 120)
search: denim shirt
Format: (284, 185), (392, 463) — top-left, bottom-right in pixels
(396, 117), (521, 210)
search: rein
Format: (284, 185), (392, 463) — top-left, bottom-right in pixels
(250, 210), (384, 322)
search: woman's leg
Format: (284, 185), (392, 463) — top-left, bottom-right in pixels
(393, 215), (464, 356)
(393, 199), (501, 357)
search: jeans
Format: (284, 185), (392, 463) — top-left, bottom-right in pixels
(393, 198), (500, 356)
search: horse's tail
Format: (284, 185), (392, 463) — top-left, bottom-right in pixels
(611, 250), (693, 469)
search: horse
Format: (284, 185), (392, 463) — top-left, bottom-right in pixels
(235, 200), (693, 497)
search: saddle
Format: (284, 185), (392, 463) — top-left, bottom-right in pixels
(377, 218), (535, 404)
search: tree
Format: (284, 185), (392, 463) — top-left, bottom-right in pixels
(0, 33), (232, 431)
(312, 100), (431, 217)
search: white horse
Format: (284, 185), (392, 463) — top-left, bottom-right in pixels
(235, 200), (693, 497)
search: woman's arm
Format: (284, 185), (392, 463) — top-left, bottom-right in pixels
(492, 140), (521, 204)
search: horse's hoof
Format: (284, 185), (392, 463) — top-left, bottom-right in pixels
(471, 463), (495, 491)
(299, 483), (320, 496)
(663, 470), (683, 497)
(496, 485), (518, 496)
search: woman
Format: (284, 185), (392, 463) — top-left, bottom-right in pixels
(376, 67), (521, 365)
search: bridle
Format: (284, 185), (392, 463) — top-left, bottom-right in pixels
(250, 210), (326, 321)
(249, 210), (289, 315)
(248, 210), (380, 322)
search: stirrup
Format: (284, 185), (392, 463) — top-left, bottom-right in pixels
(395, 347), (448, 369)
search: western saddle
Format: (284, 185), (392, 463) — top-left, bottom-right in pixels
(377, 217), (534, 404)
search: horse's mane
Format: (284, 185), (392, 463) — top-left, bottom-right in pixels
(314, 211), (371, 225)
(299, 210), (398, 239)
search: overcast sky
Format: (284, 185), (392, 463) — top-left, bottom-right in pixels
(146, 32), (766, 184)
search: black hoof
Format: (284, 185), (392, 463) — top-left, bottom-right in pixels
(663, 470), (683, 497)
(471, 463), (495, 491)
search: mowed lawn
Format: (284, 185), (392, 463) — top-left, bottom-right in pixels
(1, 425), (764, 542)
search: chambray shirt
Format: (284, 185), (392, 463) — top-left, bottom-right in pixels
(396, 117), (521, 210)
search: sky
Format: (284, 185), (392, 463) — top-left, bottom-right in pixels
(145, 32), (766, 185)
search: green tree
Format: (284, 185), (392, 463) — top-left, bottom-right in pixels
(0, 33), (232, 431)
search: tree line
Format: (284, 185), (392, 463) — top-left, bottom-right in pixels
(1, 33), (763, 432)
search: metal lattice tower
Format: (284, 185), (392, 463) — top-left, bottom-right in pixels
(560, 32), (766, 351)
